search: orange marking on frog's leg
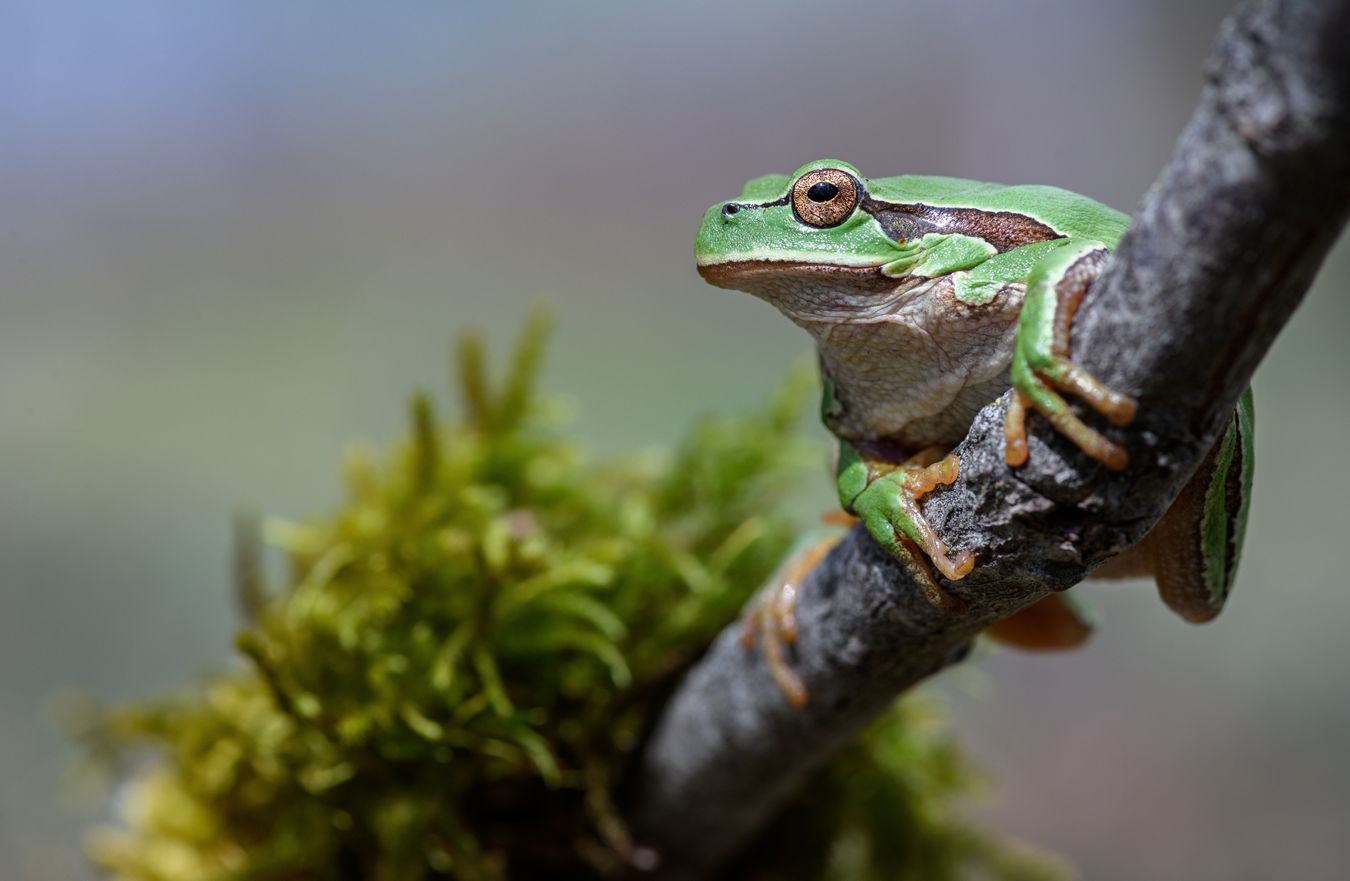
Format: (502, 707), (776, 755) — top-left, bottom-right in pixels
(1004, 390), (1030, 467)
(901, 453), (975, 581)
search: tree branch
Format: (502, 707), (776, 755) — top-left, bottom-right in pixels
(626, 1), (1350, 877)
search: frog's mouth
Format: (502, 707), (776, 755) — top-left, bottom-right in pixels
(697, 259), (898, 295)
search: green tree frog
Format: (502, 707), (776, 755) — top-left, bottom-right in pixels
(697, 160), (1254, 705)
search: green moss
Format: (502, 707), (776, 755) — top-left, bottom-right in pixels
(79, 313), (1067, 881)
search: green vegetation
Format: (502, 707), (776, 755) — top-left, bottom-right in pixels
(79, 313), (1067, 881)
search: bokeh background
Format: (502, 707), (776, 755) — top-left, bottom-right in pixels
(4, 2), (1348, 879)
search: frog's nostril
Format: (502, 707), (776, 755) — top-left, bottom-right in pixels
(722, 203), (740, 218)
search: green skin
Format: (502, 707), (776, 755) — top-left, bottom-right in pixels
(697, 159), (1252, 619)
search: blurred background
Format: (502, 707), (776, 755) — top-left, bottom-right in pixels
(3, 1), (1348, 878)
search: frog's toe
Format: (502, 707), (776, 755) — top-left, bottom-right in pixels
(900, 526), (973, 585)
(934, 548), (975, 581)
(740, 535), (838, 709)
(1047, 400), (1129, 471)
(741, 583), (808, 709)
(1004, 389), (1031, 467)
(890, 535), (967, 612)
(1043, 356), (1137, 427)
(1012, 355), (1130, 471)
(900, 453), (974, 581)
(855, 459), (971, 611)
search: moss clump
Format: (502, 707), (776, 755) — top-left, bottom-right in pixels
(79, 314), (1067, 881)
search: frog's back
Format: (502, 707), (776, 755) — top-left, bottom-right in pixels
(868, 174), (1129, 249)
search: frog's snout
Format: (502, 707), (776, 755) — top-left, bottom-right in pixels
(696, 202), (736, 268)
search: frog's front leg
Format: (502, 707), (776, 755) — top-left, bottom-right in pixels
(838, 442), (974, 610)
(1004, 240), (1138, 470)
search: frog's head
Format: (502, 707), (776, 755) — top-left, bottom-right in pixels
(695, 160), (911, 319)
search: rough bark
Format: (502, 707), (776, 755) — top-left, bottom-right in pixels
(627, 1), (1350, 877)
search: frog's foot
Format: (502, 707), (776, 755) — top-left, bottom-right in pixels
(852, 449), (974, 611)
(1004, 246), (1137, 471)
(983, 592), (1095, 651)
(740, 536), (839, 708)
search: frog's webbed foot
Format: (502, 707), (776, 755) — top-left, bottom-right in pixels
(851, 448), (974, 611)
(1004, 243), (1137, 471)
(740, 535), (840, 708)
(984, 591), (1095, 651)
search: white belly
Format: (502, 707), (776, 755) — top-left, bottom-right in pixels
(811, 276), (1025, 452)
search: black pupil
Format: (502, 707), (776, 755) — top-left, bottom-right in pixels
(807, 181), (839, 202)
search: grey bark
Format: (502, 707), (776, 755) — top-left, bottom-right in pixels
(627, 1), (1350, 878)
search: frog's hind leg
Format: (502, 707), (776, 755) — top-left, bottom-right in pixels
(1092, 393), (1254, 622)
(741, 533), (842, 708)
(1005, 241), (1138, 471)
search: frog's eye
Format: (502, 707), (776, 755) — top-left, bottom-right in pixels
(791, 168), (859, 228)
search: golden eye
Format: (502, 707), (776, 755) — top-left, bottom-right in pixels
(791, 168), (859, 228)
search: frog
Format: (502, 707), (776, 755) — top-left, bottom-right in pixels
(696, 159), (1255, 706)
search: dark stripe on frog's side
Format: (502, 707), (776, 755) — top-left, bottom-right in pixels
(860, 198), (1064, 252)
